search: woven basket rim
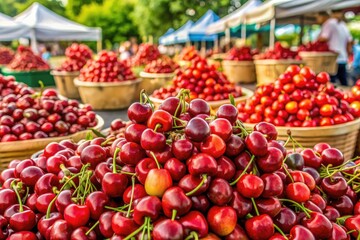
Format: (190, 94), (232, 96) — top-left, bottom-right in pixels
(50, 70), (80, 76)
(254, 59), (304, 64)
(139, 71), (175, 78)
(74, 78), (142, 87)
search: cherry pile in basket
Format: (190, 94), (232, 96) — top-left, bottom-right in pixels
(152, 58), (242, 101)
(143, 56), (179, 74)
(131, 43), (161, 66)
(255, 42), (300, 60)
(237, 65), (357, 126)
(57, 43), (93, 72)
(298, 41), (331, 52)
(0, 47), (14, 65)
(343, 79), (360, 117)
(0, 90), (360, 239)
(7, 46), (50, 71)
(78, 51), (136, 82)
(178, 46), (200, 61)
(0, 74), (97, 142)
(224, 46), (253, 61)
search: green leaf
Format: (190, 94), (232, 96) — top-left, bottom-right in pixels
(85, 131), (94, 140)
(229, 94), (235, 106)
(90, 128), (106, 138)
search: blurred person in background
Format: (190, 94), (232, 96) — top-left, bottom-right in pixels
(317, 10), (353, 86)
(352, 40), (360, 81)
(41, 46), (51, 62)
(119, 41), (131, 61)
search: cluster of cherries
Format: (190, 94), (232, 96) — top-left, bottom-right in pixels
(0, 74), (98, 142)
(342, 79), (360, 117)
(224, 46), (253, 61)
(238, 65), (357, 127)
(256, 42), (300, 60)
(131, 44), (161, 66)
(57, 43), (93, 72)
(178, 46), (200, 61)
(298, 41), (331, 52)
(152, 58), (242, 101)
(0, 90), (360, 239)
(0, 47), (14, 65)
(7, 46), (50, 71)
(79, 51), (136, 82)
(143, 56), (179, 74)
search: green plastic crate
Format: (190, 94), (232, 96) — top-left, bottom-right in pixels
(1, 68), (55, 87)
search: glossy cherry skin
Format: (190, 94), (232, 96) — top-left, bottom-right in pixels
(225, 134), (245, 157)
(321, 176), (348, 198)
(225, 224), (249, 240)
(0, 189), (17, 214)
(135, 158), (157, 184)
(99, 211), (115, 238)
(185, 117), (210, 142)
(207, 206), (237, 237)
(245, 131), (268, 157)
(164, 158), (187, 181)
(101, 172), (128, 198)
(289, 225), (315, 240)
(7, 231), (37, 240)
(145, 168), (173, 197)
(111, 212), (139, 236)
(187, 153), (217, 177)
(229, 191), (252, 218)
(133, 196), (162, 225)
(188, 99), (210, 117)
(245, 214), (274, 240)
(237, 174), (264, 198)
(273, 207), (297, 233)
(330, 195), (354, 216)
(257, 147), (283, 173)
(64, 204), (90, 228)
(301, 212), (332, 239)
(172, 139), (194, 161)
(344, 215), (360, 238)
(147, 110), (173, 132)
(49, 219), (72, 240)
(120, 142), (146, 166)
(128, 102), (152, 123)
(140, 129), (166, 152)
(207, 178), (232, 206)
(285, 153), (304, 170)
(256, 197), (281, 217)
(37, 212), (63, 237)
(321, 148), (344, 167)
(179, 174), (211, 196)
(286, 182), (310, 202)
(209, 118), (233, 141)
(55, 189), (73, 214)
(254, 122), (277, 140)
(261, 173), (283, 198)
(162, 187), (192, 218)
(215, 156), (236, 181)
(9, 209), (36, 231)
(301, 148), (322, 169)
(191, 195), (210, 213)
(85, 191), (109, 220)
(122, 184), (147, 204)
(70, 226), (97, 240)
(329, 223), (349, 240)
(124, 123), (147, 144)
(153, 219), (184, 240)
(19, 166), (44, 187)
(216, 104), (238, 124)
(179, 211), (209, 238)
(36, 193), (56, 214)
(80, 145), (107, 169)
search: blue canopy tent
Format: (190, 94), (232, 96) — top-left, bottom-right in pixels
(187, 10), (220, 42)
(159, 28), (175, 45)
(163, 20), (194, 45)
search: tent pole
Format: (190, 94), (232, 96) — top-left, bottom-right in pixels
(214, 36), (218, 53)
(97, 39), (102, 53)
(225, 27), (230, 52)
(201, 41), (206, 57)
(241, 19), (246, 42)
(30, 29), (38, 54)
(270, 18), (276, 48)
(299, 16), (304, 45)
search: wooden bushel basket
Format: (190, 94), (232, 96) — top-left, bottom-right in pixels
(222, 60), (256, 83)
(51, 70), (80, 99)
(0, 115), (104, 170)
(254, 59), (304, 85)
(298, 51), (338, 75)
(74, 78), (142, 110)
(139, 71), (174, 95)
(244, 118), (360, 161)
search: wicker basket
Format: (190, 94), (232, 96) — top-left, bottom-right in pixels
(149, 88), (253, 111)
(298, 51), (338, 74)
(0, 115), (104, 170)
(222, 60), (256, 83)
(243, 118), (360, 161)
(51, 70), (80, 99)
(254, 59), (304, 85)
(74, 78), (142, 110)
(139, 71), (174, 95)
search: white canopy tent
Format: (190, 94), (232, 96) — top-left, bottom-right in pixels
(14, 2), (102, 53)
(206, 0), (262, 35)
(0, 12), (31, 41)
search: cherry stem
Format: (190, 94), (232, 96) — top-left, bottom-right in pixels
(46, 172), (82, 219)
(10, 180), (23, 212)
(171, 209), (177, 221)
(282, 165), (294, 183)
(124, 217), (149, 240)
(120, 171), (136, 176)
(150, 151), (161, 169)
(126, 176), (136, 218)
(184, 231), (199, 240)
(279, 198), (311, 218)
(104, 206), (129, 213)
(230, 155), (255, 186)
(347, 172), (360, 185)
(141, 90), (154, 111)
(86, 220), (99, 235)
(101, 137), (115, 146)
(273, 223), (288, 239)
(186, 174), (207, 196)
(154, 123), (162, 132)
(251, 198), (259, 216)
(336, 215), (352, 225)
(112, 148), (121, 173)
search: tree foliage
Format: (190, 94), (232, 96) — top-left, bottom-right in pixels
(65, 0), (103, 19)
(76, 0), (139, 46)
(0, 0), (64, 17)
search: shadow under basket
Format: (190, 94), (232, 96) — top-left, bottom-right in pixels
(244, 118), (360, 161)
(74, 78), (142, 110)
(0, 115), (104, 170)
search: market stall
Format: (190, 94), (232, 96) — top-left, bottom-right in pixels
(14, 2), (102, 53)
(0, 12), (30, 41)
